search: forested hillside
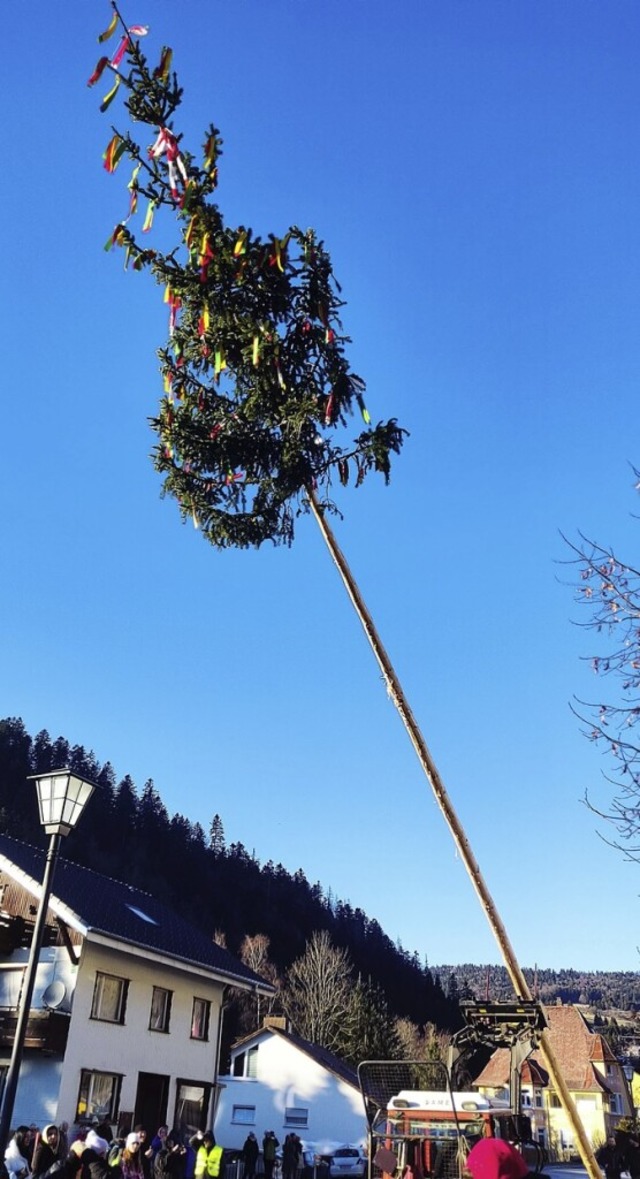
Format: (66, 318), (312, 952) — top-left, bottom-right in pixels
(0, 717), (461, 1060)
(437, 963), (640, 1011)
(5, 715), (635, 1068)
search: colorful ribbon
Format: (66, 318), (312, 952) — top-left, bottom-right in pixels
(100, 73), (121, 112)
(154, 47), (173, 83)
(87, 56), (109, 86)
(148, 126), (188, 201)
(142, 199), (156, 232)
(111, 26), (148, 69)
(97, 12), (118, 43)
(103, 133), (126, 172)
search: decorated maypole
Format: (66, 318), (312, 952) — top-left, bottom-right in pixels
(88, 11), (599, 1178)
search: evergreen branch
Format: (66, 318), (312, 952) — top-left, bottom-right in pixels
(91, 8), (405, 548)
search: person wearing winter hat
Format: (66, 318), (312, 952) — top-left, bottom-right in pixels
(465, 1139), (529, 1179)
(32, 1126), (61, 1178)
(82, 1133), (110, 1179)
(121, 1136), (142, 1179)
(85, 1135), (109, 1157)
(4, 1128), (32, 1179)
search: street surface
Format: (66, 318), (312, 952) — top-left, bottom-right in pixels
(546, 1167), (589, 1179)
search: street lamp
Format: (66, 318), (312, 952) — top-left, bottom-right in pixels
(0, 769), (96, 1151)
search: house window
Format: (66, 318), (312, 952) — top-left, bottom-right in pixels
(611, 1094), (622, 1114)
(534, 1091), (543, 1108)
(174, 1080), (211, 1139)
(90, 973), (128, 1024)
(521, 1093), (531, 1107)
(284, 1108), (309, 1128)
(232, 1106), (256, 1125)
(149, 987), (172, 1033)
(549, 1094), (561, 1108)
(233, 1048), (258, 1078)
(191, 997), (211, 1041)
(76, 1069), (122, 1122)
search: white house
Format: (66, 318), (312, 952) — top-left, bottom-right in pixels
(0, 834), (272, 1136)
(215, 1023), (366, 1151)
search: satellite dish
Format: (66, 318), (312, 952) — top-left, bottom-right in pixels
(42, 980), (68, 1011)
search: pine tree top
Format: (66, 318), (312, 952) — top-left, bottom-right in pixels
(89, 4), (406, 548)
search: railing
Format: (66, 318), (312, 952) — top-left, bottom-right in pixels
(0, 1008), (70, 1053)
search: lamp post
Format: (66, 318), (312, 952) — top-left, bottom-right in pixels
(0, 769), (96, 1151)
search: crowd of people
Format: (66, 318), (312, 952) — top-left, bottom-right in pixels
(3, 1123), (227, 1179)
(5, 1125), (637, 1179)
(240, 1132), (305, 1179)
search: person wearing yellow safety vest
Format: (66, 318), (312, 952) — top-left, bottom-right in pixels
(195, 1134), (223, 1179)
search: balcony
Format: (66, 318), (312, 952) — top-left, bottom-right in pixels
(0, 1009), (69, 1054)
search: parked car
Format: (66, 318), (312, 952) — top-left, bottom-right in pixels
(322, 1145), (367, 1174)
(326, 1147), (366, 1179)
(297, 1143), (366, 1179)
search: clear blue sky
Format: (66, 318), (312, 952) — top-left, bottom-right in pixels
(2, 1), (639, 973)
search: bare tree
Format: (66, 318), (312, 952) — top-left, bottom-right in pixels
(564, 486), (640, 857)
(282, 931), (355, 1052)
(395, 1017), (450, 1062)
(237, 934), (281, 1030)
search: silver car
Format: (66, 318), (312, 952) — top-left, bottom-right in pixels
(326, 1147), (367, 1179)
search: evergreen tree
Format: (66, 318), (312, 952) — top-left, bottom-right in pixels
(209, 813), (225, 855)
(342, 978), (401, 1066)
(88, 9), (404, 549)
(0, 718), (34, 839)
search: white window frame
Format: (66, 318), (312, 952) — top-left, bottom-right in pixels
(232, 1105), (256, 1125)
(90, 972), (128, 1024)
(284, 1108), (309, 1128)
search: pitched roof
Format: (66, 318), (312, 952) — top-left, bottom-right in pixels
(521, 1059), (548, 1086)
(0, 834), (272, 993)
(232, 1024), (360, 1090)
(474, 1047), (510, 1088)
(274, 1027), (360, 1090)
(474, 1005), (617, 1094)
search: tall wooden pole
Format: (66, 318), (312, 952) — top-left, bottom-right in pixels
(308, 490), (600, 1179)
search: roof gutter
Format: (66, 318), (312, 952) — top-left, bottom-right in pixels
(85, 930), (275, 994)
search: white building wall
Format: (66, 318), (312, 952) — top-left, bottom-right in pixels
(56, 940), (224, 1128)
(12, 1058), (63, 1130)
(0, 945), (78, 1130)
(216, 1036), (365, 1151)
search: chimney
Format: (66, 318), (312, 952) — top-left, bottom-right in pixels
(263, 1015), (290, 1032)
